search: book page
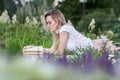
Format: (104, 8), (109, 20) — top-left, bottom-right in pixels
(24, 46), (43, 52)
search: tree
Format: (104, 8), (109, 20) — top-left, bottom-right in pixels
(111, 0), (120, 17)
(55, 0), (119, 32)
(0, 0), (18, 18)
(56, 0), (80, 26)
(0, 0), (4, 15)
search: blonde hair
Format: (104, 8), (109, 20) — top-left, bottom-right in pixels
(44, 9), (66, 49)
(44, 9), (66, 26)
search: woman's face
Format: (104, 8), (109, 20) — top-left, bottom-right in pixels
(46, 15), (58, 32)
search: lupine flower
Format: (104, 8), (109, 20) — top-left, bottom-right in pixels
(33, 47), (118, 75)
(96, 51), (115, 75)
(117, 58), (120, 64)
(80, 51), (94, 72)
(42, 52), (51, 62)
(55, 54), (68, 66)
(84, 51), (94, 72)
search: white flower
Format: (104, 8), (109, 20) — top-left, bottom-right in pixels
(67, 20), (72, 24)
(20, 0), (33, 6)
(100, 34), (108, 39)
(108, 54), (114, 60)
(25, 16), (30, 24)
(91, 25), (95, 31)
(0, 10), (10, 23)
(89, 18), (95, 27)
(112, 59), (116, 64)
(53, 0), (64, 7)
(40, 15), (44, 24)
(88, 18), (96, 32)
(32, 17), (38, 25)
(12, 14), (18, 24)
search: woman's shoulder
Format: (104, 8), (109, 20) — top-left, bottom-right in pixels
(62, 23), (74, 28)
(60, 23), (74, 30)
(60, 24), (74, 33)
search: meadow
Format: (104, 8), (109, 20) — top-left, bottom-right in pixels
(0, 9), (120, 80)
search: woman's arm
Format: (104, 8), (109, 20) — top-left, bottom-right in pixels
(45, 43), (58, 54)
(22, 45), (58, 55)
(59, 31), (69, 55)
(22, 31), (69, 55)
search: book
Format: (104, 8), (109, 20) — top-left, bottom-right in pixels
(23, 46), (43, 55)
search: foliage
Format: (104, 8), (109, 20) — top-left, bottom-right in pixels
(0, 0), (119, 63)
(112, 23), (120, 46)
(0, 8), (53, 57)
(86, 0), (112, 11)
(0, 0), (54, 22)
(77, 9), (108, 33)
(0, 0), (4, 15)
(0, 3), (120, 78)
(56, 0), (80, 27)
(1, 44), (120, 80)
(1, 0), (17, 18)
(32, 47), (120, 75)
(111, 0), (120, 16)
(29, 0), (54, 9)
(55, 0), (120, 37)
(1, 53), (120, 80)
(76, 8), (120, 38)
(0, 22), (52, 57)
(16, 0), (53, 23)
(55, 0), (117, 27)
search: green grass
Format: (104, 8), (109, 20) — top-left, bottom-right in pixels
(0, 22), (52, 57)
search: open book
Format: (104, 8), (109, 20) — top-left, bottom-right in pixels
(23, 46), (43, 55)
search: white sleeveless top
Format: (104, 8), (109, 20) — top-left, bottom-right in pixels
(59, 24), (94, 51)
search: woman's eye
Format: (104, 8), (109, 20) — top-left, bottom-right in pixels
(47, 22), (51, 25)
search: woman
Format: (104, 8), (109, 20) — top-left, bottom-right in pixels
(23, 9), (120, 55)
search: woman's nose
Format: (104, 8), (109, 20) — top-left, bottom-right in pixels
(47, 24), (50, 28)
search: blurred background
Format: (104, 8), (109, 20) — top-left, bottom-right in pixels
(0, 0), (120, 79)
(0, 0), (120, 57)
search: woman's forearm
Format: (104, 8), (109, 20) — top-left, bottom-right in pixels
(53, 47), (64, 55)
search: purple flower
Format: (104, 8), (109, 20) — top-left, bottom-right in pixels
(55, 54), (68, 66)
(117, 58), (120, 64)
(81, 51), (94, 72)
(42, 52), (51, 61)
(96, 51), (115, 75)
(85, 51), (94, 71)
